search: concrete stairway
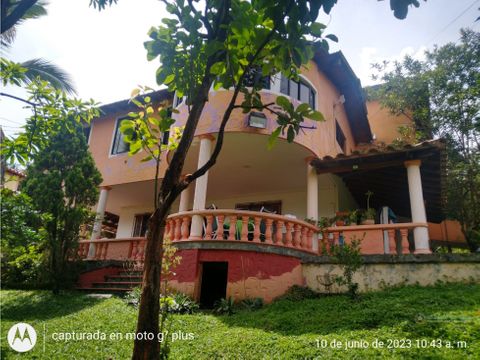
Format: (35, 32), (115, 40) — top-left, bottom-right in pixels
(78, 269), (143, 294)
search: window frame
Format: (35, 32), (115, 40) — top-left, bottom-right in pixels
(132, 213), (152, 237)
(110, 117), (130, 156)
(279, 75), (316, 109)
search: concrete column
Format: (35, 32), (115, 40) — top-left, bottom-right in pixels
(190, 135), (215, 239)
(306, 157), (319, 251)
(405, 160), (431, 254)
(178, 179), (192, 212)
(88, 186), (111, 258)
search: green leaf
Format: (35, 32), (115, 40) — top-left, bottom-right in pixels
(267, 127), (281, 150)
(141, 155), (154, 162)
(164, 73), (175, 84)
(306, 110), (325, 121)
(326, 34), (339, 43)
(296, 103), (310, 113)
(276, 96), (291, 109)
(287, 126), (295, 142)
(211, 62), (226, 75)
(310, 22), (326, 37)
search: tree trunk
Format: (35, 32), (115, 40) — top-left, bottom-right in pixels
(131, 206), (168, 359)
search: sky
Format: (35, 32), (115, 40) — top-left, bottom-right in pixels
(1, 0), (479, 137)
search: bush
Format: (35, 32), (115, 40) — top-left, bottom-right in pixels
(1, 189), (47, 288)
(241, 297), (264, 310)
(241, 297), (264, 311)
(214, 297), (235, 315)
(124, 286), (142, 307)
(170, 293), (199, 314)
(124, 289), (199, 314)
(277, 285), (319, 301)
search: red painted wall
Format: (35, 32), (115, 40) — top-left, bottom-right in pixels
(78, 266), (121, 288)
(168, 249), (304, 302)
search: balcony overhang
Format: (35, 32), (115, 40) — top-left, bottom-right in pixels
(310, 139), (447, 222)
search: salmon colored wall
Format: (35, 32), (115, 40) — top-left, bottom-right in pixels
(167, 249), (304, 303)
(173, 61), (356, 160)
(89, 110), (170, 187)
(366, 100), (412, 144)
(428, 220), (466, 244)
(90, 62), (359, 187)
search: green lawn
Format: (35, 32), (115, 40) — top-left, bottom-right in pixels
(1, 283), (479, 359)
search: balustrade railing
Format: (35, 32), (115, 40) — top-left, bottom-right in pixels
(165, 209), (318, 253)
(78, 237), (146, 261)
(320, 223), (428, 255)
(78, 211), (429, 260)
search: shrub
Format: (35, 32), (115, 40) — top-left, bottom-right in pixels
(241, 297), (264, 311)
(277, 285), (319, 301)
(214, 297), (235, 315)
(124, 289), (199, 315)
(330, 237), (363, 299)
(1, 189), (47, 288)
(170, 293), (199, 314)
(124, 286), (142, 307)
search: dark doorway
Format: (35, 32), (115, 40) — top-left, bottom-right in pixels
(200, 262), (228, 309)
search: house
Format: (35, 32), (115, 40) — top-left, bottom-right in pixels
(1, 167), (25, 192)
(77, 48), (461, 304)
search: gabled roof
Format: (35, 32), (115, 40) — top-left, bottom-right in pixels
(313, 49), (372, 144)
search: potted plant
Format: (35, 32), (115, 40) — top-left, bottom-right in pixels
(317, 216), (332, 229)
(361, 191), (376, 225)
(347, 210), (359, 226)
(334, 212), (349, 226)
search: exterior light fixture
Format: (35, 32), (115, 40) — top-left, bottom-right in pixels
(248, 112), (267, 129)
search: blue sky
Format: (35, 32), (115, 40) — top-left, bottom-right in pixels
(1, 0), (479, 137)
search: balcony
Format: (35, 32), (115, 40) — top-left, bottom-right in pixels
(78, 209), (429, 261)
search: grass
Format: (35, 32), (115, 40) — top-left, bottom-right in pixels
(1, 283), (479, 359)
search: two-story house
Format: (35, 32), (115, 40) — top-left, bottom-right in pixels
(77, 48), (457, 305)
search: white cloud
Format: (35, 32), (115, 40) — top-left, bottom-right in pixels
(357, 45), (428, 86)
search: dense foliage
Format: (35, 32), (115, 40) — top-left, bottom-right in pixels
(369, 29), (480, 251)
(0, 188), (46, 288)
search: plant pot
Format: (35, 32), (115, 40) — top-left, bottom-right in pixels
(336, 220), (345, 226)
(361, 219), (375, 225)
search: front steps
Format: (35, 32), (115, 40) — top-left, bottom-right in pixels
(77, 269), (143, 295)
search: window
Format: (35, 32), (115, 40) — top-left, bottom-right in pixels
(335, 120), (346, 153)
(132, 213), (152, 237)
(280, 75), (316, 109)
(111, 118), (129, 155)
(243, 66), (270, 89)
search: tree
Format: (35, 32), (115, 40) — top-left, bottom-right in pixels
(2, 71), (102, 291)
(370, 29), (480, 251)
(20, 85), (102, 292)
(1, 0), (76, 94)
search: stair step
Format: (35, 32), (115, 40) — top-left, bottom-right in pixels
(118, 271), (143, 276)
(107, 275), (143, 281)
(92, 282), (140, 289)
(77, 287), (133, 293)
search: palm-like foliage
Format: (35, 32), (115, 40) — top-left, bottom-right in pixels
(1, 0), (77, 94)
(21, 58), (76, 95)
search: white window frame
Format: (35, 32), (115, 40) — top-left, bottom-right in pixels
(109, 117), (130, 157)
